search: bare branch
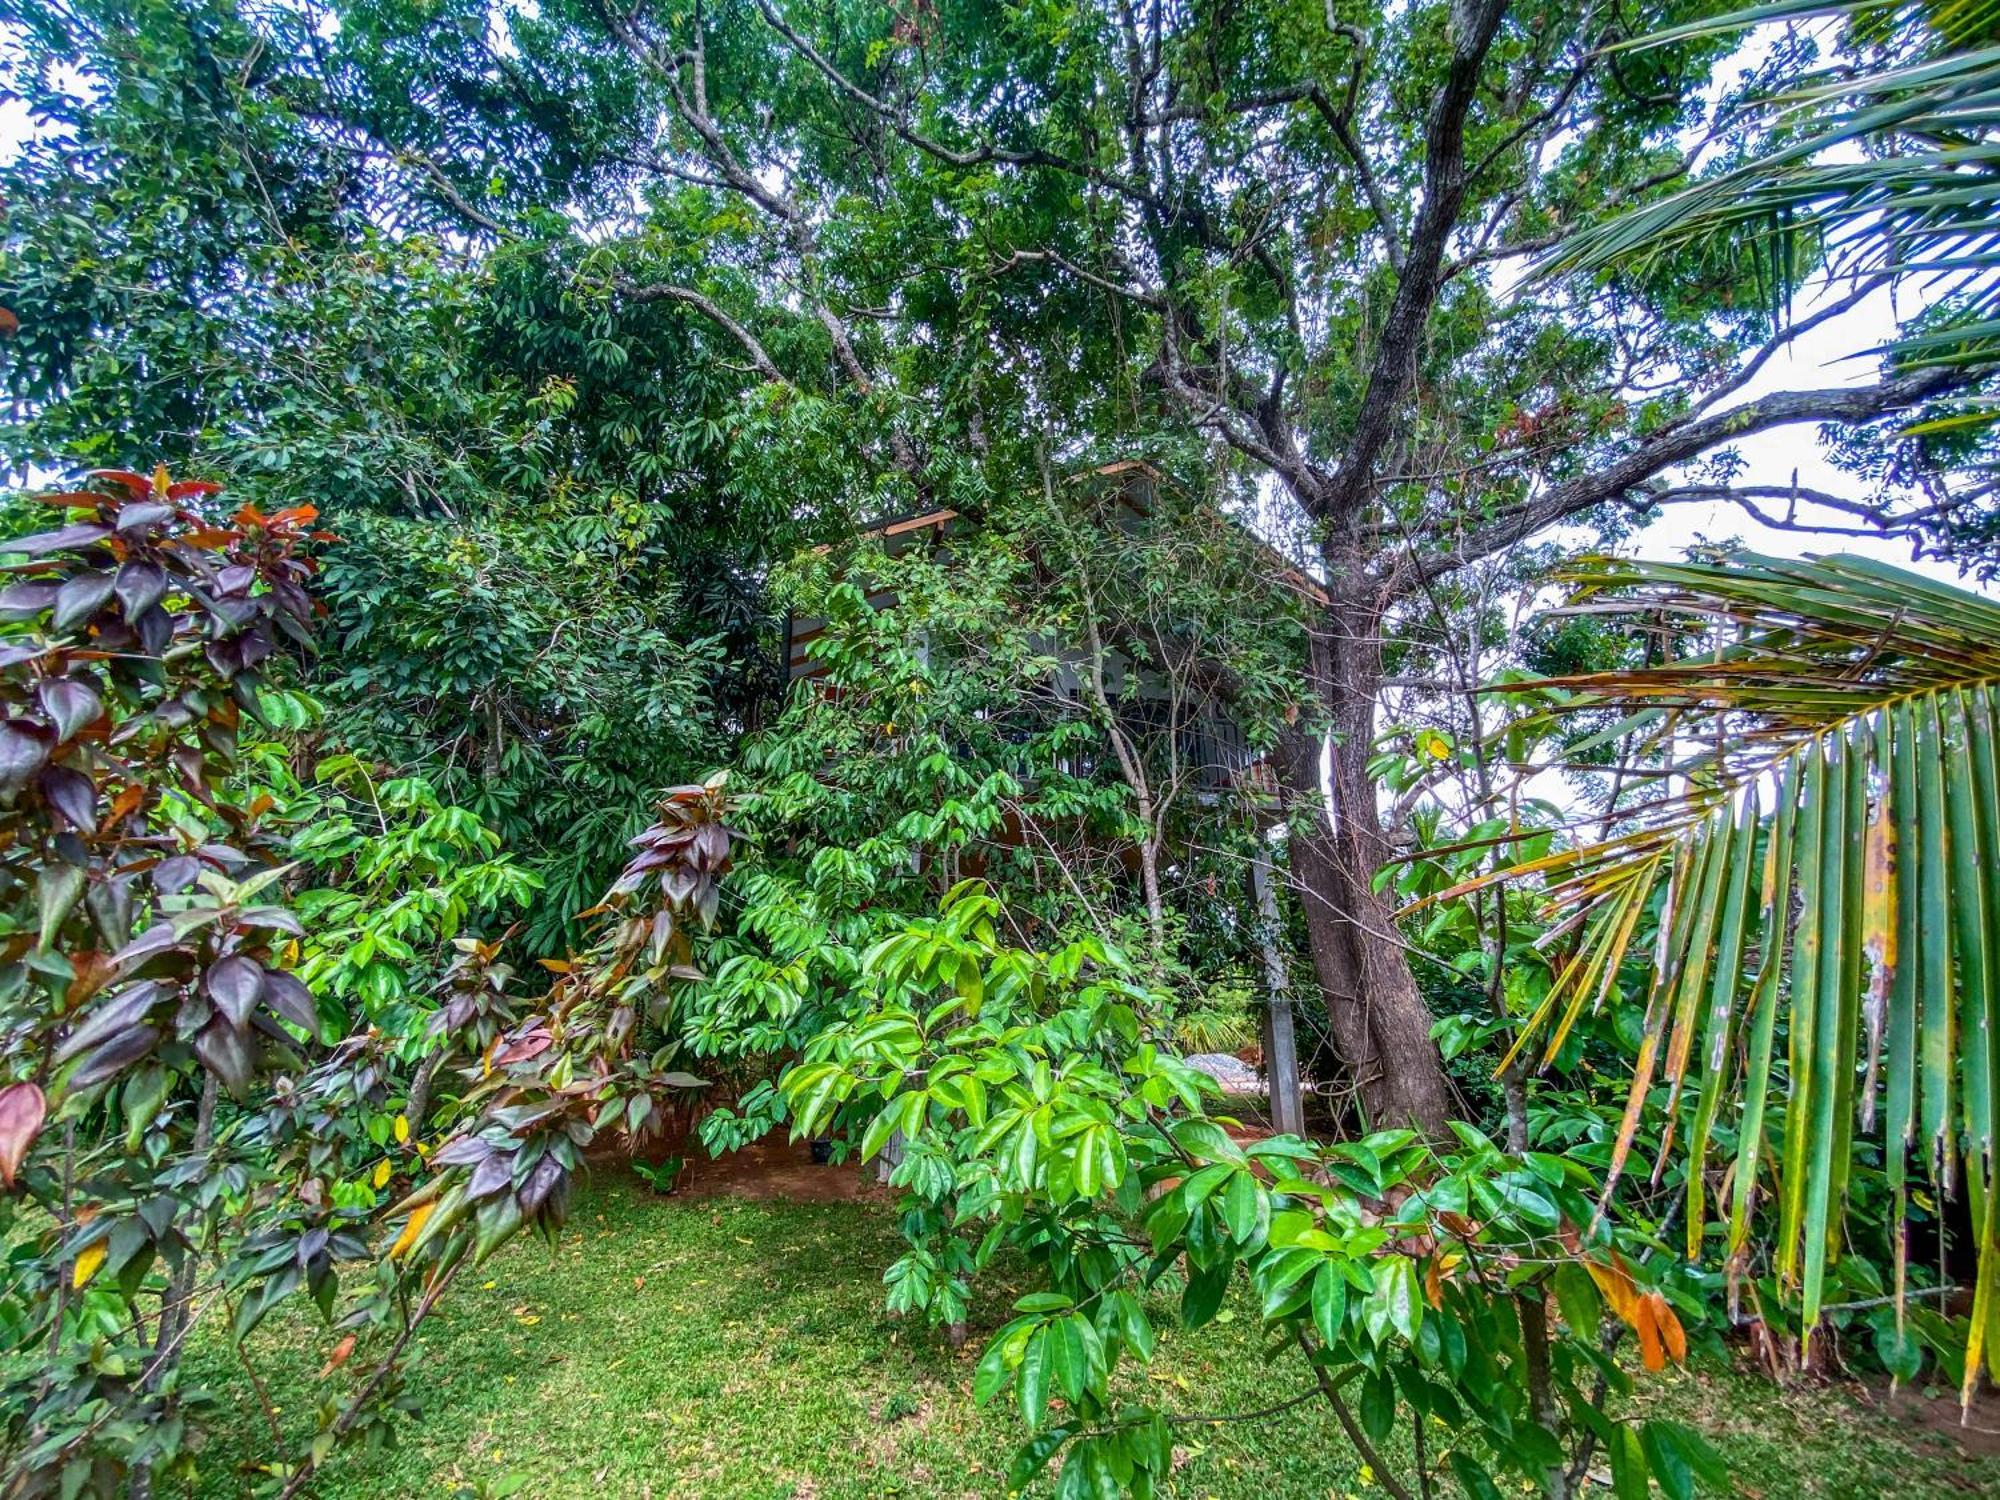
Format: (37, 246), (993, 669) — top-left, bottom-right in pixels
(989, 249), (1165, 309)
(1399, 364), (1970, 590)
(1318, 0), (1512, 527)
(614, 279), (785, 384)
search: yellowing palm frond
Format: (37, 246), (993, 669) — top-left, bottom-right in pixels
(1478, 552), (2000, 1403)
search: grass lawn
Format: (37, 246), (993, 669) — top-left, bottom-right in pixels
(181, 1170), (2000, 1499)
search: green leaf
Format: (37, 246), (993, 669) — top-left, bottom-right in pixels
(1018, 1325), (1052, 1429)
(1311, 1262), (1348, 1346)
(1221, 1169), (1267, 1247)
(1181, 1258), (1231, 1331)
(1640, 1420), (1696, 1500)
(1553, 1262), (1600, 1342)
(1448, 1452), (1504, 1500)
(1358, 1369), (1395, 1443)
(1609, 1426), (1649, 1500)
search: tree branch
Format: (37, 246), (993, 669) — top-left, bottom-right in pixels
(614, 280), (786, 384)
(1319, 0), (1512, 527)
(1399, 365), (1970, 591)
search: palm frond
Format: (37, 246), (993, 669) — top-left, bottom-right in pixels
(1464, 552), (2000, 1402)
(1540, 2), (2000, 374)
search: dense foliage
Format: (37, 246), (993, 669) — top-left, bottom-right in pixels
(5, 0), (2000, 1495)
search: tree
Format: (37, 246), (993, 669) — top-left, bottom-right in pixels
(783, 879), (1724, 1500)
(10, 0), (1993, 1131)
(166, 0), (1978, 1130)
(1463, 551), (2000, 1405)
(0, 7), (778, 939)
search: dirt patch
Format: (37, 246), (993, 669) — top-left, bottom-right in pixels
(1850, 1378), (2000, 1462)
(673, 1135), (894, 1204)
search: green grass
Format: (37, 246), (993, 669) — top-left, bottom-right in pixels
(180, 1171), (2000, 1499)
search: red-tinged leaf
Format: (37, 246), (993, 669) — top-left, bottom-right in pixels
(1649, 1292), (1687, 1363)
(105, 783), (146, 826)
(0, 306), (17, 337)
(0, 721), (51, 791)
(167, 480), (223, 500)
(85, 469), (152, 496)
(491, 1033), (552, 1068)
(38, 765), (96, 831)
(0, 1082), (47, 1189)
(1635, 1294), (1666, 1372)
(39, 678), (103, 742)
(268, 504), (318, 527)
(10, 523), (111, 556)
(319, 1334), (356, 1377)
(62, 950), (115, 1007)
(205, 956), (265, 1028)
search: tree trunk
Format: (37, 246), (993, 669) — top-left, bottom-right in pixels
(1135, 833), (1166, 959)
(1274, 589), (1453, 1133)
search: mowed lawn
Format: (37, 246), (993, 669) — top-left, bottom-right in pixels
(181, 1171), (2000, 1499)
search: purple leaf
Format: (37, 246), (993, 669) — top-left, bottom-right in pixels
(0, 721), (51, 791)
(192, 1020), (255, 1093)
(152, 855), (200, 895)
(516, 1154), (568, 1217)
(466, 1151), (514, 1201)
(0, 581), (60, 620)
(39, 678), (103, 742)
(112, 921), (180, 971)
(115, 503), (175, 533)
(430, 1135), (492, 1169)
(262, 970), (319, 1035)
(205, 956), (265, 1028)
(54, 982), (161, 1064)
(133, 605), (171, 655)
(51, 571), (116, 632)
(10, 523), (111, 556)
(70, 1025), (159, 1089)
(38, 766), (96, 831)
(113, 559), (168, 620)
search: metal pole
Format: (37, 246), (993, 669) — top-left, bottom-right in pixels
(1251, 845), (1307, 1138)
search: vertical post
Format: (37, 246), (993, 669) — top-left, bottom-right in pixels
(1252, 845), (1308, 1138)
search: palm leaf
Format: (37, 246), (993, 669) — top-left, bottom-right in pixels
(1459, 551), (2000, 1404)
(1539, 2), (2000, 376)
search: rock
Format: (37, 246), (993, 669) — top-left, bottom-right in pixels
(1185, 1051), (1262, 1095)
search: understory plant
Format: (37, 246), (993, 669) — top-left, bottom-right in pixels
(0, 470), (733, 1498)
(780, 881), (1726, 1500)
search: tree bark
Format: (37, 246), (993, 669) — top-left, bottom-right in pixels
(1275, 589), (1453, 1133)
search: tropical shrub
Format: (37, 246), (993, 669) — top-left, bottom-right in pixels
(1471, 553), (2000, 1400)
(0, 467), (327, 1493)
(781, 882), (1726, 1500)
